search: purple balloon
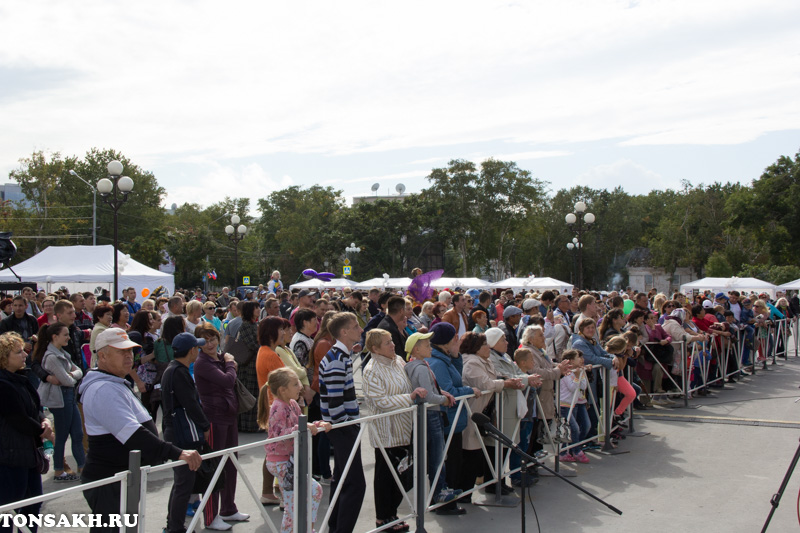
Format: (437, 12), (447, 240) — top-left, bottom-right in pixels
(303, 268), (318, 279)
(318, 272), (335, 282)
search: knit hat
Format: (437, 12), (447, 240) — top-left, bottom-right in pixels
(485, 327), (505, 348)
(430, 322), (456, 346)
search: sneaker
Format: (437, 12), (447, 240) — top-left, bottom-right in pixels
(511, 476), (537, 487)
(53, 471), (79, 482)
(260, 495), (280, 505)
(575, 451), (590, 464)
(206, 516), (232, 531)
(434, 488), (462, 504)
(560, 454), (577, 462)
(219, 512), (249, 522)
(186, 503), (196, 517)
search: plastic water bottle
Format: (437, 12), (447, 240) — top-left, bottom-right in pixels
(43, 439), (54, 459)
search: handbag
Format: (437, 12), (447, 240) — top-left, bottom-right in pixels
(34, 446), (50, 475)
(192, 444), (226, 494)
(235, 378), (256, 414)
(386, 447), (413, 492)
(476, 396), (496, 437)
(227, 335), (256, 367)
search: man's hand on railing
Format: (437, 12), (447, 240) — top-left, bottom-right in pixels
(410, 387), (428, 401)
(180, 450), (202, 471)
(503, 378), (524, 390)
(472, 387), (482, 398)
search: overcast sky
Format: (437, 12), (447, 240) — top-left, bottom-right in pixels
(1, 0), (798, 209)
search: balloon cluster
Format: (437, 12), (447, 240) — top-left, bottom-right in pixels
(303, 268), (335, 282)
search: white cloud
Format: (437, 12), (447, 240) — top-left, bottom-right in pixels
(165, 163), (292, 212)
(574, 159), (671, 194)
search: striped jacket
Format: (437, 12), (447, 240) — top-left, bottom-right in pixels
(319, 344), (360, 424)
(362, 353), (413, 448)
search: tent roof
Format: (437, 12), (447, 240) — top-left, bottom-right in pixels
(778, 278), (800, 290)
(0, 245), (169, 282)
(491, 276), (574, 292)
(289, 278), (357, 290)
(430, 277), (490, 289)
(352, 277), (414, 290)
(680, 277), (777, 293)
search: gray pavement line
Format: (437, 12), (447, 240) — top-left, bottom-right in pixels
(690, 395), (800, 407)
(638, 412), (800, 428)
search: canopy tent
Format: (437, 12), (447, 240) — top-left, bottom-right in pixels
(491, 276), (574, 293)
(0, 245), (174, 301)
(778, 279), (800, 291)
(680, 277), (777, 297)
(430, 277), (490, 289)
(352, 277), (414, 290)
(289, 278), (357, 291)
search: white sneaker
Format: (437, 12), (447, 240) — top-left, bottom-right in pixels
(206, 516), (232, 531)
(219, 512), (250, 522)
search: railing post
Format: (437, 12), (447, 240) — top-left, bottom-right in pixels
(601, 368), (614, 453)
(681, 342), (688, 408)
(126, 450), (141, 533)
(295, 415), (310, 532)
(414, 399), (427, 533)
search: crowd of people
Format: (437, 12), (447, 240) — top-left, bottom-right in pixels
(0, 275), (797, 533)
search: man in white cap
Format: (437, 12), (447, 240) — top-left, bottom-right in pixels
(79, 328), (202, 533)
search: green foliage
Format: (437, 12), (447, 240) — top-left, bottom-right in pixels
(704, 251), (734, 277)
(738, 264), (800, 286)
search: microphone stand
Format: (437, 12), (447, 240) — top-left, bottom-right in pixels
(476, 416), (622, 533)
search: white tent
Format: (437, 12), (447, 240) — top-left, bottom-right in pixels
(491, 276), (574, 293)
(289, 278), (357, 290)
(353, 277), (414, 290)
(778, 279), (800, 290)
(680, 277), (777, 297)
(430, 277), (490, 289)
(0, 245), (174, 301)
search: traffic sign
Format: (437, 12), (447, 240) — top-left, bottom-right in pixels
(343, 266), (352, 276)
(344, 258), (351, 266)
(243, 276), (250, 285)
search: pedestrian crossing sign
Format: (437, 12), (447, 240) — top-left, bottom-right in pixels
(343, 266), (351, 276)
(243, 276), (250, 285)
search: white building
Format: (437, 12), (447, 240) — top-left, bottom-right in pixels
(626, 248), (698, 295)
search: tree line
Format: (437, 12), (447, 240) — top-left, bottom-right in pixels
(4, 147), (800, 290)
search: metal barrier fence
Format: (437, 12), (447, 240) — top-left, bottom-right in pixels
(3, 321), (797, 532)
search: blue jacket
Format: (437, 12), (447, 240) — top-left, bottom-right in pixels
(428, 347), (471, 433)
(570, 334), (614, 371)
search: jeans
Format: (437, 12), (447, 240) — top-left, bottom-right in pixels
(510, 420), (533, 481)
(0, 465), (43, 533)
(50, 387), (85, 471)
(426, 411), (447, 496)
(560, 405), (590, 455)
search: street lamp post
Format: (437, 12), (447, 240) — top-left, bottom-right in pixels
(344, 242), (360, 277)
(566, 238), (581, 285)
(97, 161), (134, 301)
(565, 201), (595, 290)
(225, 215), (247, 288)
(68, 170), (97, 246)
